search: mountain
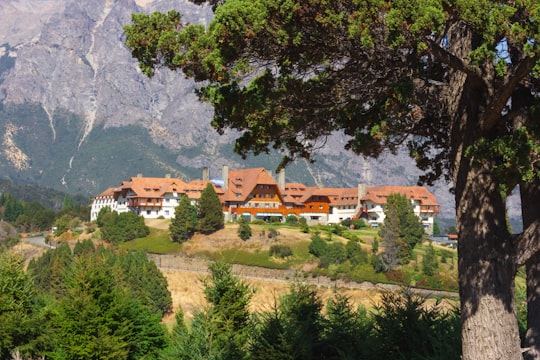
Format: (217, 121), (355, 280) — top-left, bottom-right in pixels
(0, 0), (522, 228)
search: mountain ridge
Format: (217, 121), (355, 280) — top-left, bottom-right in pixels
(1, 0), (517, 227)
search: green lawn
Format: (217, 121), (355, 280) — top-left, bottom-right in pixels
(119, 227), (182, 254)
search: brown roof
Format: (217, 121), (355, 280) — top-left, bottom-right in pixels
(224, 168), (280, 202)
(361, 186), (439, 206)
(119, 176), (188, 199)
(183, 180), (224, 201)
(330, 187), (359, 206)
(94, 187), (116, 199)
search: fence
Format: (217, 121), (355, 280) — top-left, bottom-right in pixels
(147, 253), (458, 298)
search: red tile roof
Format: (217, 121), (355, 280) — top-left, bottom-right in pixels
(224, 168), (280, 202)
(118, 176), (188, 199)
(361, 186), (439, 207)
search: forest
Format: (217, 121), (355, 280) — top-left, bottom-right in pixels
(1, 242), (462, 360)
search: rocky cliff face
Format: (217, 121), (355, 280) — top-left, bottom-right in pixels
(1, 0), (517, 225)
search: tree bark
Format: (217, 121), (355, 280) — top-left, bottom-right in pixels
(521, 179), (540, 360)
(456, 162), (522, 360)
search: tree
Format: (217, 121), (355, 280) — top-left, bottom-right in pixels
(379, 193), (425, 264)
(422, 242), (439, 276)
(0, 253), (38, 359)
(124, 2), (540, 358)
(236, 216), (252, 241)
(170, 196), (198, 242)
(180, 262), (253, 360)
(99, 211), (149, 244)
(197, 183), (224, 234)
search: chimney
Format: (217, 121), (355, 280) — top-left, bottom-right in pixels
(222, 165), (229, 192)
(137, 173), (142, 178)
(165, 173), (171, 178)
(358, 183), (366, 207)
(278, 169), (286, 190)
(203, 167), (210, 181)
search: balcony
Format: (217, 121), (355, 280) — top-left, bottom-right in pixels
(127, 198), (163, 208)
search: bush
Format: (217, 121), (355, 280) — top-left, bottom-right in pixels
(237, 216), (252, 241)
(285, 215), (299, 225)
(251, 219), (266, 225)
(269, 244), (293, 258)
(267, 228), (279, 239)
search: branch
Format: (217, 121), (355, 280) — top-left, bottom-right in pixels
(515, 218), (540, 267)
(482, 56), (534, 133)
(428, 40), (485, 85)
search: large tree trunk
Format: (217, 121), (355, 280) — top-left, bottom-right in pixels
(521, 179), (540, 360)
(456, 162), (522, 359)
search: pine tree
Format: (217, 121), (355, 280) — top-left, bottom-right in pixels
(197, 183), (224, 234)
(169, 196), (198, 242)
(422, 243), (439, 276)
(379, 193), (425, 265)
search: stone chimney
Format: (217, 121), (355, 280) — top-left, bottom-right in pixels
(358, 183), (366, 207)
(165, 173), (171, 178)
(137, 173), (142, 178)
(203, 167), (210, 181)
(222, 165), (229, 192)
(278, 169), (286, 190)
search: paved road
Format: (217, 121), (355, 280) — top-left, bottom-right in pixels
(21, 235), (55, 249)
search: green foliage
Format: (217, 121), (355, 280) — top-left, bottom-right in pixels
(372, 289), (461, 360)
(285, 214), (299, 225)
(237, 216), (252, 241)
(0, 253), (39, 360)
(308, 232), (327, 257)
(26, 244), (170, 359)
(422, 243), (439, 276)
(169, 196), (198, 242)
(432, 221), (441, 235)
(197, 184), (224, 234)
(378, 193), (425, 268)
(269, 244), (293, 258)
(345, 239), (369, 266)
(95, 206), (111, 227)
(180, 262), (254, 360)
(99, 211), (150, 244)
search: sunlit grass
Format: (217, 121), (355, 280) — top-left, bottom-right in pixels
(119, 227), (182, 254)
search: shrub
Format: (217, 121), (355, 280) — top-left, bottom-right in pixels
(269, 244), (293, 258)
(285, 215), (299, 225)
(267, 228), (279, 239)
(237, 216), (252, 241)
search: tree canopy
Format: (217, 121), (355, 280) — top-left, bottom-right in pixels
(197, 183), (224, 234)
(124, 1), (540, 358)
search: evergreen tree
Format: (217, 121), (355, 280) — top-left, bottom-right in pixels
(197, 184), (224, 234)
(176, 262), (253, 360)
(0, 253), (39, 360)
(323, 293), (373, 359)
(379, 193), (424, 265)
(237, 216), (252, 241)
(100, 211), (149, 244)
(422, 243), (439, 276)
(169, 196), (198, 242)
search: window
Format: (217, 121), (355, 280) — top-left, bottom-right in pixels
(165, 198), (170, 203)
(146, 210), (151, 215)
(165, 210), (169, 216)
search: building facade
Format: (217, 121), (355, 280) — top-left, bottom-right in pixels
(90, 167), (441, 233)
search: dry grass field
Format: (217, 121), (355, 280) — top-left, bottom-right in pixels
(161, 267), (384, 327)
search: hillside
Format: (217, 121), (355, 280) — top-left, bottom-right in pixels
(0, 1), (525, 228)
